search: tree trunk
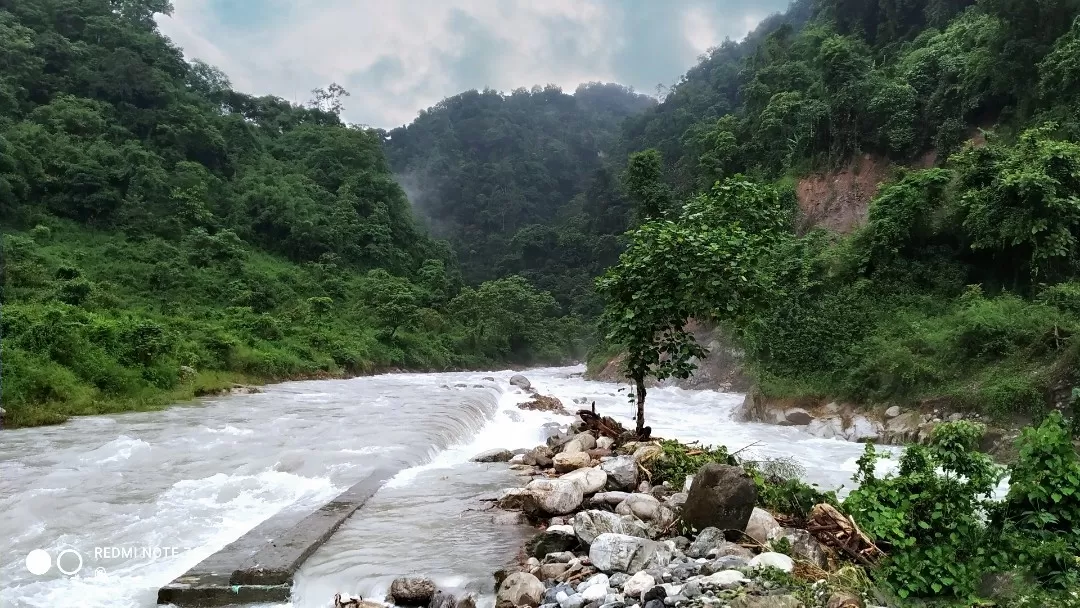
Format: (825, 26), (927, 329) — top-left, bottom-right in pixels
(634, 374), (646, 437)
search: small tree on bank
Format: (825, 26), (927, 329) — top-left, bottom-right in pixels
(596, 177), (792, 435)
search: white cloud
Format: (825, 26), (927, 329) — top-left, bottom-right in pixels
(157, 0), (788, 128)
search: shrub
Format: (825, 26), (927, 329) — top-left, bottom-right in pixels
(843, 421), (1004, 598)
(997, 412), (1080, 588)
(647, 439), (735, 487)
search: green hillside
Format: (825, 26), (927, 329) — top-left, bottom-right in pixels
(0, 1), (584, 427)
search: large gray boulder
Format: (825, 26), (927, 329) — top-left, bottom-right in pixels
(681, 464), (756, 534)
(522, 478), (584, 516)
(510, 375), (533, 391)
(744, 508), (781, 544)
(560, 467), (607, 494)
(497, 572), (544, 607)
(573, 510), (649, 544)
(600, 456), (638, 490)
(588, 533), (673, 573)
(784, 408), (813, 426)
(471, 448), (514, 463)
(389, 577), (436, 606)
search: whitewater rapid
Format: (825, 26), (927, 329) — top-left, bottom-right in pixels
(0, 366), (900, 608)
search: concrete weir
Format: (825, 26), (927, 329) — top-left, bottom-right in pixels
(158, 468), (395, 606)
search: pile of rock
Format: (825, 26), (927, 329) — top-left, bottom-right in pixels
(478, 418), (876, 608)
(382, 577), (477, 608)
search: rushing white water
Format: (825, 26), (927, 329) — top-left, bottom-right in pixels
(0, 366), (900, 608)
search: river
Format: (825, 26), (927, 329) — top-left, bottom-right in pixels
(0, 366), (899, 608)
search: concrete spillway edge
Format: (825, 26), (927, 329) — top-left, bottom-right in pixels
(157, 467), (396, 606)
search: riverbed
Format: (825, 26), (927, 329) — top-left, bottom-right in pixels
(0, 366), (899, 608)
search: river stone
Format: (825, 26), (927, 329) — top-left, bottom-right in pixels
(687, 527), (725, 558)
(589, 533), (673, 573)
(622, 571), (655, 599)
(578, 573), (610, 593)
(744, 508), (781, 544)
(826, 591), (864, 608)
(600, 456), (638, 491)
(390, 576), (437, 606)
(511, 375), (533, 391)
(528, 525), (579, 558)
(499, 572), (544, 607)
(701, 555), (750, 573)
(554, 452), (592, 473)
(699, 570), (748, 588)
(597, 436), (616, 450)
(539, 562), (572, 580)
(574, 510), (650, 544)
(472, 448), (514, 463)
(544, 551), (577, 564)
(664, 492), (687, 510)
(562, 467), (608, 494)
(581, 585), (609, 603)
(681, 464), (756, 535)
(589, 491), (631, 507)
(524, 479), (584, 515)
(729, 596), (801, 608)
(844, 415), (882, 442)
(776, 527), (828, 569)
(884, 405), (901, 419)
(556, 592), (584, 608)
(562, 433), (598, 455)
(784, 408), (813, 426)
(615, 494), (663, 522)
(806, 417), (843, 440)
(545, 584), (576, 605)
(524, 445), (555, 468)
(749, 552), (795, 573)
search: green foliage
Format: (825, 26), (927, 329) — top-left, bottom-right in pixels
(755, 474), (839, 519)
(647, 439), (735, 487)
(998, 412), (1080, 588)
(954, 124), (1080, 283)
(597, 178), (791, 430)
(0, 2), (583, 427)
(844, 422), (1004, 598)
(624, 149), (672, 221)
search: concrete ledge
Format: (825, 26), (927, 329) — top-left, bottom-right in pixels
(159, 467), (395, 606)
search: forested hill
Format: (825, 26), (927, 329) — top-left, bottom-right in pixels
(383, 84), (655, 315)
(0, 1), (585, 427)
(622, 0), (1080, 196)
(596, 0), (1080, 432)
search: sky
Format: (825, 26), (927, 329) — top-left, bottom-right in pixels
(156, 0), (790, 129)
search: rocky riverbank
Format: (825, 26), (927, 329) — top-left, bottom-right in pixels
(456, 377), (887, 608)
(478, 416), (881, 608)
(333, 377), (885, 608)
